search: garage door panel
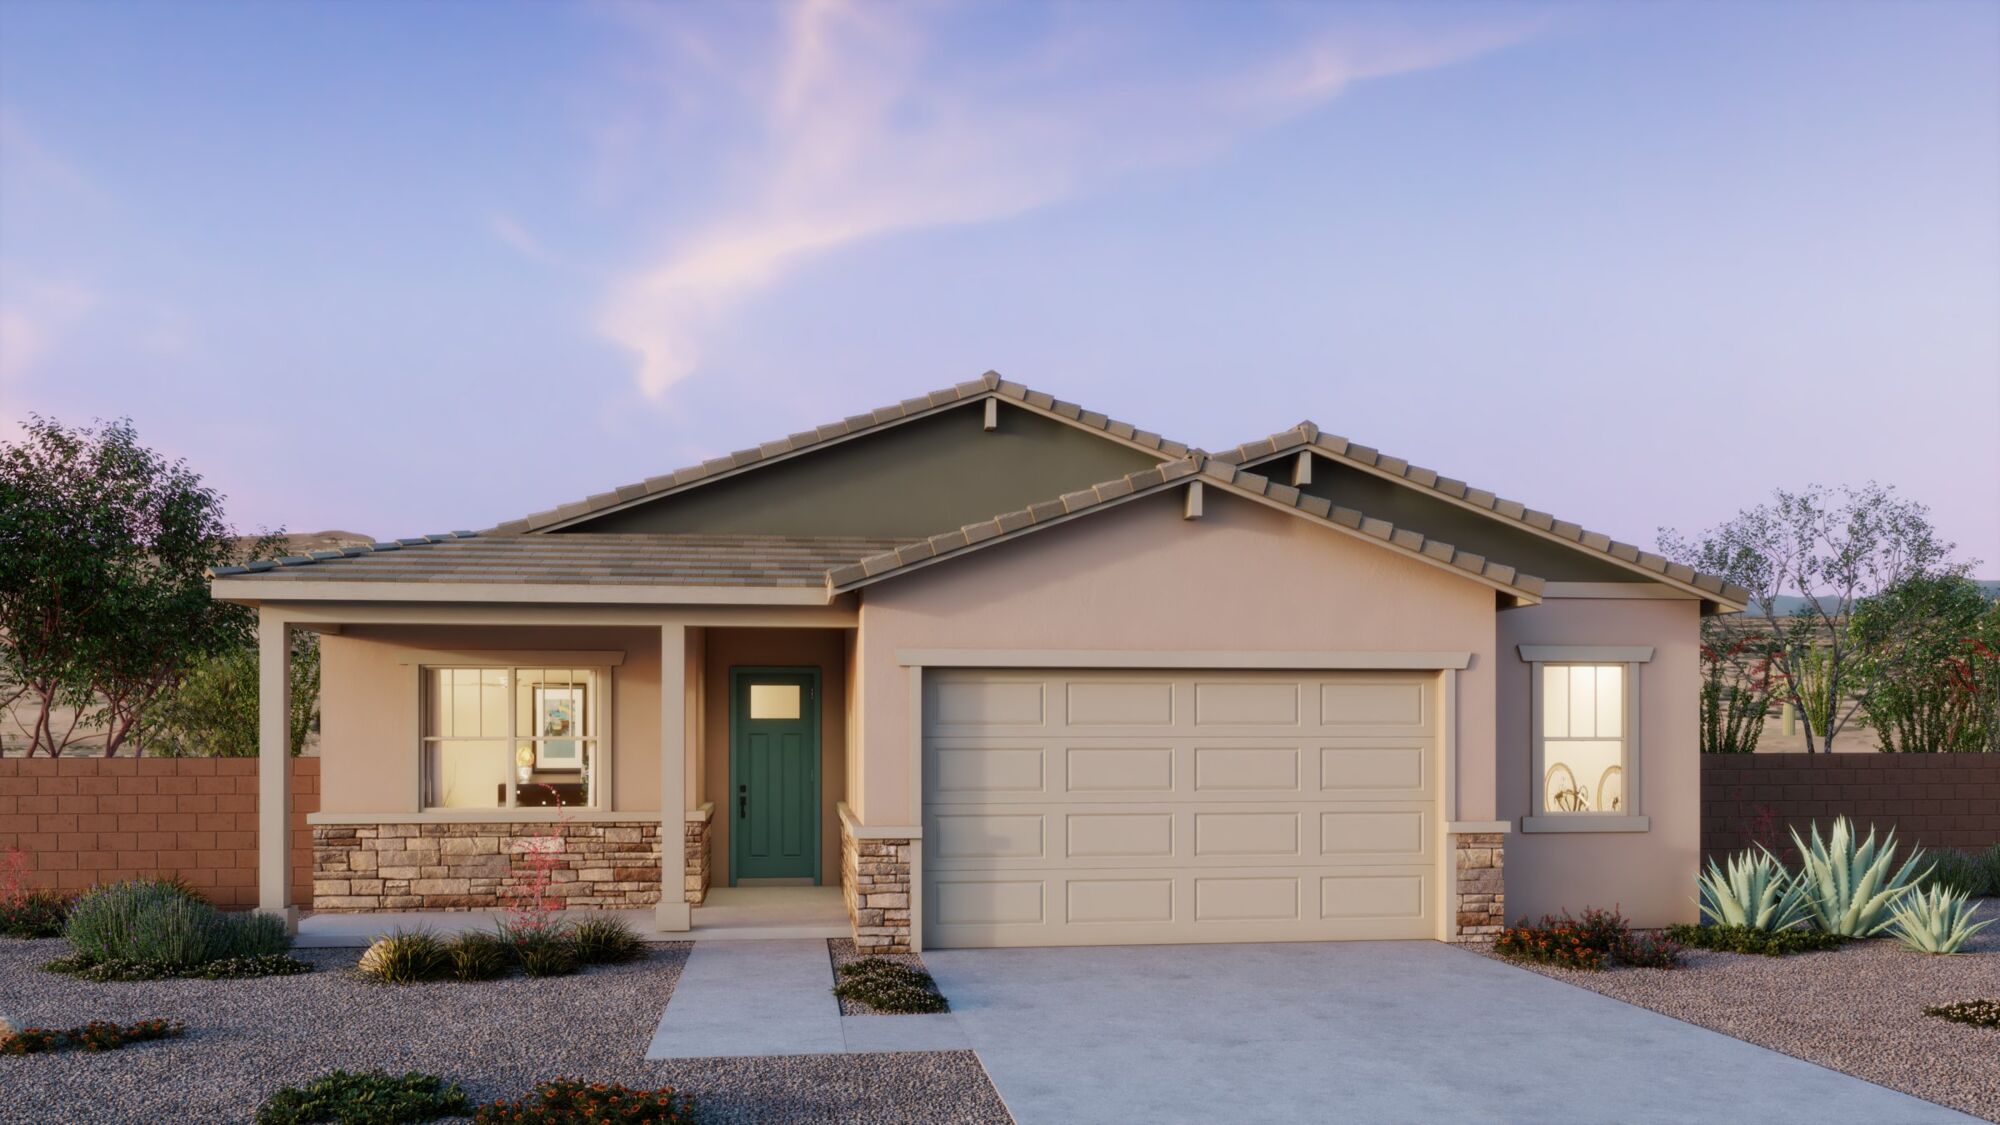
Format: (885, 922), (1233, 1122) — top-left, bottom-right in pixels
(925, 669), (1440, 948)
(1192, 680), (1301, 726)
(1319, 679), (1431, 729)
(1193, 746), (1301, 791)
(1320, 809), (1428, 857)
(1065, 812), (1175, 858)
(931, 747), (1047, 794)
(1064, 746), (1177, 793)
(1319, 744), (1428, 793)
(930, 678), (1048, 728)
(1193, 811), (1301, 857)
(932, 812), (1046, 860)
(1065, 680), (1176, 726)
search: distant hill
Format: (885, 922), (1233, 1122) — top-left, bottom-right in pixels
(1748, 579), (2000, 616)
(229, 530), (375, 562)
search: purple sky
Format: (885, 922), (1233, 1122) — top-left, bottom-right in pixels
(2, 1), (1996, 566)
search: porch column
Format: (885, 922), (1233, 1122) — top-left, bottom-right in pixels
(657, 624), (691, 931)
(256, 607), (296, 925)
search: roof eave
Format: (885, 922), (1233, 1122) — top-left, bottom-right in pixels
(208, 577), (837, 607)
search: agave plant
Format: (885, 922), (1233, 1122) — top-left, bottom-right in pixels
(1790, 817), (1929, 937)
(1888, 885), (1995, 954)
(1696, 847), (1811, 931)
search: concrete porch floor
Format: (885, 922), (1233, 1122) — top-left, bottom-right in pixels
(293, 886), (848, 947)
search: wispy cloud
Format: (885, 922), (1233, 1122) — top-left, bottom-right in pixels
(593, 1), (1533, 399)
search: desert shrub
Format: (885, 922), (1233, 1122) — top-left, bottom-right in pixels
(1919, 849), (1992, 898)
(474, 1079), (694, 1124)
(0, 1018), (184, 1055)
(1696, 848), (1811, 931)
(44, 952), (312, 981)
(0, 890), (73, 939)
(1888, 886), (1995, 954)
(256, 1070), (469, 1125)
(357, 931), (451, 984)
(1981, 844), (2000, 896)
(1791, 818), (1928, 937)
(1664, 923), (1849, 956)
(570, 917), (647, 965)
(832, 957), (950, 1013)
(509, 928), (579, 978)
(1493, 908), (1680, 970)
(1924, 999), (2000, 1029)
(447, 932), (512, 982)
(64, 880), (290, 969)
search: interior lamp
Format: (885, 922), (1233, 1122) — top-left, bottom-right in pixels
(515, 743), (535, 784)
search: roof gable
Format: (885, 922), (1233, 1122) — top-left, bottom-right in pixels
(827, 456), (1545, 605)
(492, 372), (1193, 537)
(1219, 424), (1749, 610)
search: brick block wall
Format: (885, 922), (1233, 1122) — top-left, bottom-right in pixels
(0, 757), (318, 909)
(1703, 754), (2000, 864)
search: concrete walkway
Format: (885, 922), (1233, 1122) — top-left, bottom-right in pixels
(923, 941), (1975, 1125)
(645, 939), (967, 1059)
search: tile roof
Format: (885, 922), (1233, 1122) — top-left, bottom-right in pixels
(486, 371), (1198, 535)
(208, 533), (911, 588)
(825, 456), (1547, 603)
(1215, 423), (1751, 608)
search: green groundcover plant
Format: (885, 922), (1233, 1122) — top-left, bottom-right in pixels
(0, 1018), (184, 1055)
(1923, 1000), (2000, 1030)
(1664, 923), (1848, 956)
(473, 1079), (695, 1124)
(255, 1070), (470, 1125)
(43, 952), (312, 982)
(832, 957), (952, 1012)
(0, 890), (72, 939)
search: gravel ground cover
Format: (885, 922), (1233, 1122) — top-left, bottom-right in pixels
(1481, 900), (2000, 1123)
(0, 939), (1011, 1124)
(827, 939), (945, 1017)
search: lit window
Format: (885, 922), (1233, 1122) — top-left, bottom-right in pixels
(1540, 664), (1626, 814)
(421, 667), (602, 810)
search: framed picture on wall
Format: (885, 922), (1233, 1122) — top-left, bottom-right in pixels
(533, 684), (584, 769)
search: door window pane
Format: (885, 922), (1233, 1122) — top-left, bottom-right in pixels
(749, 683), (801, 720)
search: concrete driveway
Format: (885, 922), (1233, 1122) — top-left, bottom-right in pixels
(922, 941), (1974, 1125)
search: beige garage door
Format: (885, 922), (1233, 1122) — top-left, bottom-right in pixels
(922, 668), (1441, 948)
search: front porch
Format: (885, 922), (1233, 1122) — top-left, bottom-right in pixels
(249, 605), (897, 948)
(292, 885), (850, 947)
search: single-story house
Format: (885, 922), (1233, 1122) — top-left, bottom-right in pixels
(211, 373), (1747, 953)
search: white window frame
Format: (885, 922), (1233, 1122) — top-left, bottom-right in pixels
(416, 662), (614, 813)
(1519, 645), (1652, 833)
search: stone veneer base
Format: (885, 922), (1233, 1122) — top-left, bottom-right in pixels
(312, 821), (662, 912)
(1452, 832), (1506, 940)
(684, 815), (711, 907)
(840, 819), (912, 954)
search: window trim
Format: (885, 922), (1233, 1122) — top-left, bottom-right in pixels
(1518, 645), (1651, 834)
(416, 661), (614, 813)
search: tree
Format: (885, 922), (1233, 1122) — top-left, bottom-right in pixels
(139, 631), (320, 757)
(1850, 575), (2000, 753)
(1660, 483), (1963, 753)
(0, 416), (266, 756)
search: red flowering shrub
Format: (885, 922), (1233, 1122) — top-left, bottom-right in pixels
(1493, 907), (1682, 971)
(0, 1018), (184, 1055)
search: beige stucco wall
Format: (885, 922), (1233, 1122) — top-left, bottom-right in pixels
(849, 489), (1502, 827)
(1497, 597), (1704, 927)
(700, 627), (851, 886)
(318, 625), (664, 815)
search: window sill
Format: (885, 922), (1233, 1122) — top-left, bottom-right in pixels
(1520, 815), (1651, 834)
(309, 810), (660, 826)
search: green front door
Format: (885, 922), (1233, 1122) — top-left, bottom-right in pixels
(729, 669), (821, 883)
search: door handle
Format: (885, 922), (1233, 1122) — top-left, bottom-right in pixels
(738, 785), (747, 819)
